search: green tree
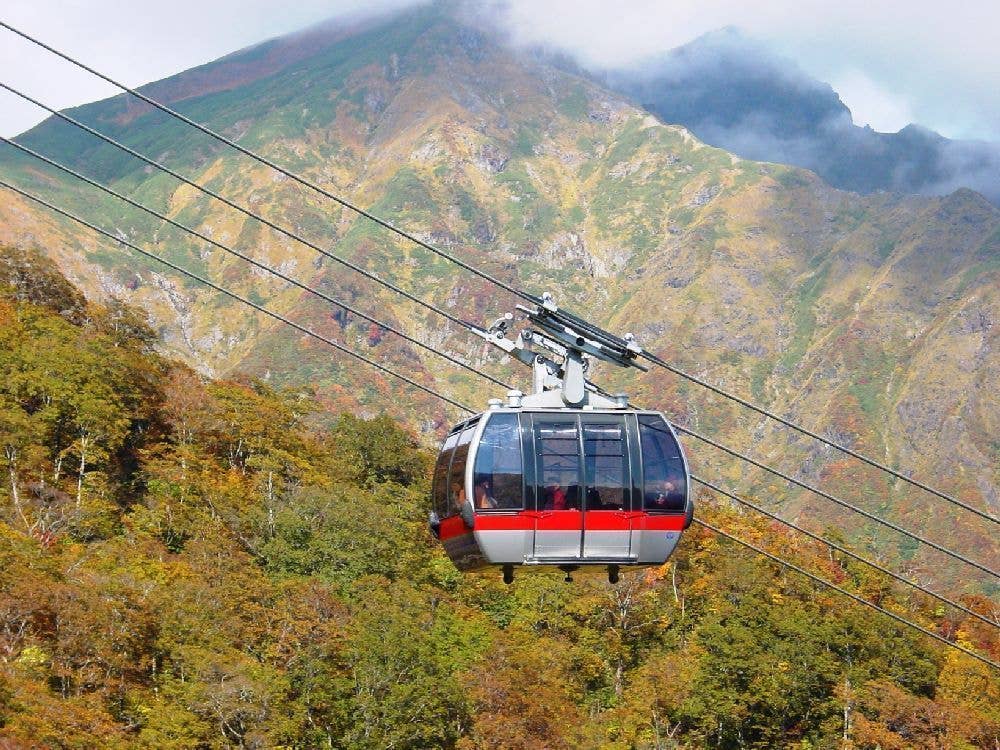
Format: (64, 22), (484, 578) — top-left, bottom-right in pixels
(337, 579), (485, 749)
(333, 413), (432, 488)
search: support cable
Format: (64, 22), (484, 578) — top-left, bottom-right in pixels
(0, 136), (512, 391)
(0, 82), (481, 335)
(3, 26), (990, 525)
(678, 424), (1000, 579)
(691, 474), (999, 630)
(0, 179), (475, 415)
(644, 351), (998, 526)
(590, 382), (1000, 582)
(695, 518), (1000, 673)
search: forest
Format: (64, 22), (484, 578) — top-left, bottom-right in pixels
(0, 243), (997, 749)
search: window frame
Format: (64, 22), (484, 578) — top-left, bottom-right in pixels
(432, 427), (462, 519)
(445, 418), (479, 516)
(637, 412), (689, 514)
(581, 415), (632, 512)
(531, 414), (584, 512)
(472, 412), (526, 512)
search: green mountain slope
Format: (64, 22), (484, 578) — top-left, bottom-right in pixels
(0, 2), (997, 592)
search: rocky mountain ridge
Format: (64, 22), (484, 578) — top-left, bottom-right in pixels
(595, 27), (1000, 204)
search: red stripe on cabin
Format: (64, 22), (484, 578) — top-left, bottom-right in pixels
(635, 515), (688, 532)
(473, 514), (537, 531)
(439, 515), (472, 541)
(439, 511), (687, 539)
(583, 512), (639, 531)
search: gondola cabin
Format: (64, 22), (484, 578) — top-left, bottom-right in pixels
(430, 400), (692, 582)
(429, 293), (694, 583)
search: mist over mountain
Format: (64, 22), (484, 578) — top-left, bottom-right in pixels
(595, 28), (1000, 205)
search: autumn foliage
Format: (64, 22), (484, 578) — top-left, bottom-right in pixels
(0, 247), (997, 748)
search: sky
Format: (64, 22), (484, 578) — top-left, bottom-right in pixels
(2, 0), (998, 141)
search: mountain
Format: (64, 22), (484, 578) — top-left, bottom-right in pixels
(0, 2), (997, 593)
(597, 28), (1000, 204)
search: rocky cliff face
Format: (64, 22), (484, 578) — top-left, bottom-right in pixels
(0, 2), (997, 590)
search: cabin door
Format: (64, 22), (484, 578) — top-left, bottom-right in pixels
(530, 414), (634, 560)
(530, 415), (584, 559)
(580, 416), (634, 559)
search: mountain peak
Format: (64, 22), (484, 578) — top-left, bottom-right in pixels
(597, 30), (1000, 204)
(602, 28), (849, 142)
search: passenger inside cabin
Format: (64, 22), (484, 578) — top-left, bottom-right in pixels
(586, 486), (603, 509)
(451, 481), (467, 511)
(543, 474), (569, 510)
(474, 479), (498, 509)
(645, 473), (684, 510)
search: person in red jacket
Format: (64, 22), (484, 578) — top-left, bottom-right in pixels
(544, 474), (569, 510)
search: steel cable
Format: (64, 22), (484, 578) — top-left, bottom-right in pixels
(590, 379), (1000, 584)
(696, 518), (1000, 673)
(0, 180), (475, 415)
(0, 136), (512, 391)
(678, 424), (1000, 579)
(0, 82), (481, 334)
(643, 350), (999, 525)
(691, 474), (999, 630)
(0, 23), (538, 306)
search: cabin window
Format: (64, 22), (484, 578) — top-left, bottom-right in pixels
(583, 420), (630, 511)
(473, 413), (524, 510)
(432, 429), (461, 518)
(535, 419), (581, 510)
(446, 421), (477, 514)
(638, 415), (687, 512)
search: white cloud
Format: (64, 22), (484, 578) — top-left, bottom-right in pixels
(828, 70), (916, 133)
(1, 0), (998, 142)
(493, 0), (1000, 141)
